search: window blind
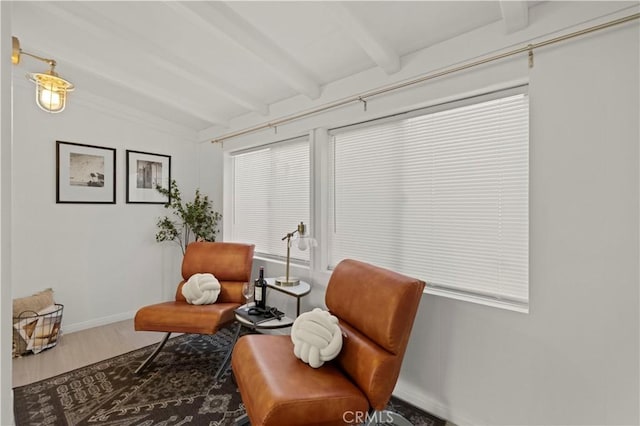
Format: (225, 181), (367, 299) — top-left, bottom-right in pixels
(329, 88), (529, 308)
(230, 137), (310, 261)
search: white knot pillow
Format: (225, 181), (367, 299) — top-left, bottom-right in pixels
(182, 273), (220, 305)
(291, 308), (343, 368)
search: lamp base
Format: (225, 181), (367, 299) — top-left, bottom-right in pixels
(275, 276), (300, 287)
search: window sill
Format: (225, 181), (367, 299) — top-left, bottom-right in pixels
(253, 254), (310, 269)
(425, 286), (529, 314)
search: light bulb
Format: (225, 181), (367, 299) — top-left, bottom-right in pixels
(297, 237), (309, 251)
(38, 86), (62, 111)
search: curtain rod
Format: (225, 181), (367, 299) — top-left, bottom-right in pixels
(212, 12), (639, 144)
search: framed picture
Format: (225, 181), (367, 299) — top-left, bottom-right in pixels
(126, 150), (171, 204)
(56, 141), (116, 204)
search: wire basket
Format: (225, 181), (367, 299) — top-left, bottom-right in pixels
(12, 304), (63, 357)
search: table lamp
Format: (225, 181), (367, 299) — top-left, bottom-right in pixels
(276, 221), (316, 286)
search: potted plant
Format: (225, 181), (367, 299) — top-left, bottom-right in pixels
(155, 179), (222, 254)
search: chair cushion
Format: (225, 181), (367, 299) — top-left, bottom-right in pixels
(232, 335), (369, 426)
(134, 301), (239, 334)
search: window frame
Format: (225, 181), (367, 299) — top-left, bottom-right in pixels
(223, 86), (530, 313)
(224, 135), (312, 264)
(325, 85), (530, 313)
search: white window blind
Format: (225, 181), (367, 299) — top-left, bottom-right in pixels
(230, 137), (310, 261)
(329, 88), (529, 309)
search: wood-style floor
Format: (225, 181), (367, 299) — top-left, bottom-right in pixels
(12, 319), (163, 388)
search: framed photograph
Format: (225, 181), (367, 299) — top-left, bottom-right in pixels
(126, 150), (171, 204)
(56, 141), (116, 204)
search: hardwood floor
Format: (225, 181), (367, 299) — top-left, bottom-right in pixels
(12, 319), (164, 388)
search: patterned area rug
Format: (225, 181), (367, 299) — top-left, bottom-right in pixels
(13, 327), (445, 425)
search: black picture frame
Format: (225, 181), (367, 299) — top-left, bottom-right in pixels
(125, 150), (171, 204)
(56, 140), (116, 204)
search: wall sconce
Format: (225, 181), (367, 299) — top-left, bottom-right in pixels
(12, 36), (74, 113)
(276, 221), (316, 287)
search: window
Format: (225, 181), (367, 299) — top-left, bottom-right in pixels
(229, 137), (310, 261)
(328, 87), (529, 311)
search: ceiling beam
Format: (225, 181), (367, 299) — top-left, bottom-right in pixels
(499, 1), (529, 34)
(166, 2), (321, 100)
(324, 2), (401, 75)
(20, 3), (228, 126)
(48, 2), (268, 116)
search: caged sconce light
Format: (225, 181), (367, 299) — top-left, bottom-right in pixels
(276, 221), (316, 287)
(11, 36), (74, 113)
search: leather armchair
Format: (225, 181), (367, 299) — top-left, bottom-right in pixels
(231, 259), (425, 426)
(134, 241), (254, 377)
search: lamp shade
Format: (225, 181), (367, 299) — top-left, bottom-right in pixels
(295, 230), (317, 251)
(297, 237), (308, 251)
(28, 70), (74, 113)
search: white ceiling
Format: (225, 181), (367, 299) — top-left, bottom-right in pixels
(11, 1), (534, 138)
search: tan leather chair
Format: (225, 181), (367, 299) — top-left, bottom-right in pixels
(135, 241), (254, 377)
(231, 259), (425, 426)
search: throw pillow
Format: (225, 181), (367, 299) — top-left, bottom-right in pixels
(182, 273), (221, 305)
(291, 308), (343, 368)
(12, 288), (55, 323)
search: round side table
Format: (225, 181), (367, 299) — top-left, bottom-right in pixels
(234, 303), (295, 330)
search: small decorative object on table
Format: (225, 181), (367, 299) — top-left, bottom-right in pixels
(254, 266), (267, 308)
(235, 304), (284, 326)
(242, 281), (254, 304)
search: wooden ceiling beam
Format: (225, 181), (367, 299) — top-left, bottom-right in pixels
(47, 2), (268, 116)
(324, 2), (401, 75)
(23, 3), (228, 126)
(166, 2), (321, 100)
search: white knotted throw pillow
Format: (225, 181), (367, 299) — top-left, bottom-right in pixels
(291, 308), (343, 368)
(182, 273), (221, 305)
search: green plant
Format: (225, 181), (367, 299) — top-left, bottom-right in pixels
(155, 179), (222, 254)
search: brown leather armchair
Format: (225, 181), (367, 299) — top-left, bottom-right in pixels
(135, 241), (254, 377)
(231, 259), (425, 426)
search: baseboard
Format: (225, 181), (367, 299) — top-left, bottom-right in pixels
(8, 389), (14, 426)
(393, 379), (475, 426)
(62, 310), (137, 334)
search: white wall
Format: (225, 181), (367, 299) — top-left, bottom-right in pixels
(3, 2), (636, 424)
(398, 17), (639, 425)
(10, 82), (202, 332)
(197, 140), (224, 226)
(1, 3), (14, 424)
(215, 3), (639, 425)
